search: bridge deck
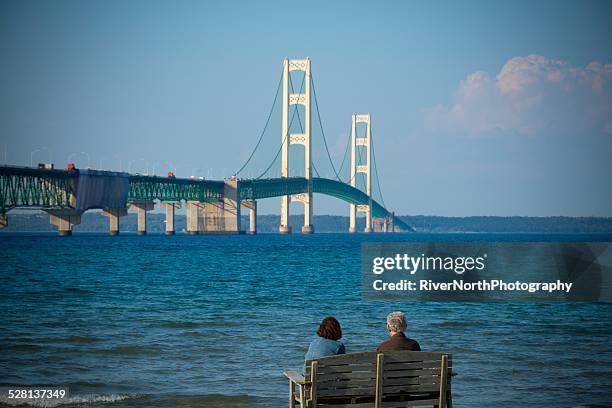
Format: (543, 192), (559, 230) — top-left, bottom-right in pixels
(0, 166), (410, 231)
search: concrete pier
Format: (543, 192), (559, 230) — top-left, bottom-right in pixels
(201, 201), (224, 233)
(161, 202), (181, 235)
(301, 225), (314, 234)
(249, 202), (257, 234)
(129, 200), (154, 235)
(373, 218), (383, 233)
(220, 179), (241, 234)
(349, 203), (357, 233)
(47, 210), (81, 236)
(101, 208), (127, 235)
(186, 201), (203, 235)
(242, 200), (257, 234)
(364, 203), (373, 233)
(199, 180), (242, 234)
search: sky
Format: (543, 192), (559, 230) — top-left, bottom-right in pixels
(1, 0), (611, 216)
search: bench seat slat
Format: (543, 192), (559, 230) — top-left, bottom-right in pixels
(314, 364), (376, 374)
(383, 384), (441, 393)
(384, 369), (443, 378)
(318, 372), (377, 382)
(385, 361), (451, 370)
(316, 397), (441, 408)
(381, 351), (452, 361)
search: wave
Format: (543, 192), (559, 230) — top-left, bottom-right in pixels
(62, 287), (96, 295)
(87, 345), (162, 356)
(179, 331), (206, 337)
(154, 393), (270, 407)
(0, 393), (274, 407)
(157, 320), (201, 329)
(66, 335), (99, 344)
(0, 393), (142, 407)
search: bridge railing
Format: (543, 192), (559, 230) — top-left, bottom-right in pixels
(128, 175), (225, 203)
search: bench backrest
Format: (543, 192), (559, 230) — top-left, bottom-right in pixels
(305, 351), (452, 407)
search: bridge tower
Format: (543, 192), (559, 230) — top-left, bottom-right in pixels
(279, 58), (313, 234)
(349, 113), (373, 233)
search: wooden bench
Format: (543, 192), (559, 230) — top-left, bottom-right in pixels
(283, 351), (452, 408)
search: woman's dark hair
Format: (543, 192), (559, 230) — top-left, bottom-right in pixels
(317, 316), (342, 341)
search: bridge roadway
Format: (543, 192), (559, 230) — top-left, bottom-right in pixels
(0, 165), (409, 234)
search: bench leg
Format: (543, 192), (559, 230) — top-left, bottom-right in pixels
(299, 384), (305, 407)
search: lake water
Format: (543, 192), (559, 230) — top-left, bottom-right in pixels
(1, 233), (611, 407)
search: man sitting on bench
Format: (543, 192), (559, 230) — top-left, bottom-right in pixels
(376, 311), (421, 352)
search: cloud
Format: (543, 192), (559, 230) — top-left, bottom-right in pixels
(425, 54), (612, 136)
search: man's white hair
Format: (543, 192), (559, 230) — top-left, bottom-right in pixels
(387, 311), (407, 333)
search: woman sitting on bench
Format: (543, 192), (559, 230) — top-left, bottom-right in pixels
(305, 316), (346, 360)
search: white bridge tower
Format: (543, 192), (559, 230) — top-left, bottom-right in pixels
(279, 58), (314, 234)
(349, 113), (372, 233)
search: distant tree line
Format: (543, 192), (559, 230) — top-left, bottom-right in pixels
(2, 212), (612, 233)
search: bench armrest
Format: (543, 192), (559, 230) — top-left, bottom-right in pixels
(284, 370), (306, 385)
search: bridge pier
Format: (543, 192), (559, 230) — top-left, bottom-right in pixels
(364, 207), (373, 233)
(201, 201), (224, 233)
(302, 225), (314, 234)
(373, 218), (382, 233)
(161, 202), (181, 235)
(186, 201), (203, 235)
(47, 209), (81, 236)
(279, 195), (291, 234)
(301, 195), (314, 234)
(241, 200), (257, 234)
(200, 180), (242, 234)
(349, 204), (357, 233)
(129, 200), (154, 235)
(291, 193), (314, 234)
(101, 208), (127, 235)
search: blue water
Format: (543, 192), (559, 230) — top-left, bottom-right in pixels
(1, 233), (611, 407)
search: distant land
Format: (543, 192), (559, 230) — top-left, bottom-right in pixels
(1, 212), (612, 233)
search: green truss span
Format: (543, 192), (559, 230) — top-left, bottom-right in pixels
(128, 175), (225, 202)
(0, 166), (77, 212)
(239, 177), (411, 230)
(0, 166), (410, 231)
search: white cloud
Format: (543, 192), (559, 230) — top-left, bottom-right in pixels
(425, 54), (612, 136)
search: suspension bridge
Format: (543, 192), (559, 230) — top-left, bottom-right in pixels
(0, 58), (411, 235)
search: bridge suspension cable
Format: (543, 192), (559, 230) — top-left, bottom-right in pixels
(255, 69), (306, 179)
(311, 73), (342, 182)
(312, 161), (320, 177)
(336, 124), (353, 180)
(235, 70), (283, 177)
(370, 126), (387, 209)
